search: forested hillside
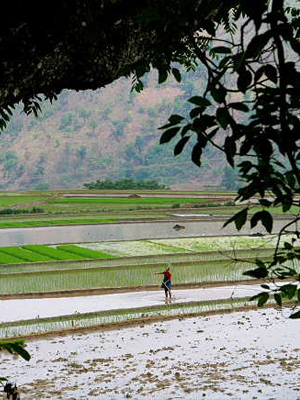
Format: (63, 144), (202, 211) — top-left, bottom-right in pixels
(0, 69), (232, 190)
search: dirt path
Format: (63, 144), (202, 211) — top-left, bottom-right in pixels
(10, 200), (47, 209)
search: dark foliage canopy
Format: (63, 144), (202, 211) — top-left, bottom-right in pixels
(1, 0), (300, 313)
(0, 0), (239, 126)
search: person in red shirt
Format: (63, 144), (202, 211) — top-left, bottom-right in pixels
(155, 266), (172, 299)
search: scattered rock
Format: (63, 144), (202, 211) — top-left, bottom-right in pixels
(173, 224), (185, 231)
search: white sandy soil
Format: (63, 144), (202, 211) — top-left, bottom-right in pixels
(1, 307), (300, 400)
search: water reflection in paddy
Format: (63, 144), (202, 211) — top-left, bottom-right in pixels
(0, 218), (292, 247)
(0, 285), (263, 322)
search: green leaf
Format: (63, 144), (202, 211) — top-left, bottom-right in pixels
(243, 266), (268, 278)
(219, 56), (231, 69)
(216, 108), (231, 129)
(289, 310), (300, 319)
(255, 259), (267, 268)
(192, 114), (216, 131)
(190, 107), (203, 119)
(258, 292), (269, 307)
(264, 64), (277, 84)
(249, 293), (261, 301)
(0, 119), (7, 130)
(9, 343), (31, 361)
(0, 340), (31, 361)
(158, 123), (174, 130)
(224, 136), (236, 167)
(223, 207), (248, 230)
(211, 85), (226, 103)
(282, 201), (292, 213)
(285, 171), (296, 188)
(274, 293), (282, 306)
(168, 114), (185, 124)
(174, 136), (191, 156)
(228, 102), (249, 112)
(238, 160), (253, 174)
(259, 199), (272, 207)
(0, 377), (8, 382)
(284, 242), (293, 250)
(172, 68), (181, 83)
(250, 211), (273, 233)
(158, 69), (168, 84)
(211, 46), (231, 54)
(255, 66), (265, 82)
(191, 143), (202, 167)
(188, 96), (211, 107)
(246, 31), (272, 59)
(160, 127), (180, 144)
(249, 291), (269, 306)
(237, 70), (252, 93)
(0, 110), (9, 122)
(280, 284), (297, 299)
(180, 124), (192, 137)
(261, 284), (270, 290)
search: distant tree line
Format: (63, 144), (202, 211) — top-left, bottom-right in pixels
(83, 179), (169, 190)
(0, 207), (44, 215)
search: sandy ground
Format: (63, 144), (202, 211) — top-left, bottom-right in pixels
(1, 307), (300, 400)
(0, 285), (265, 322)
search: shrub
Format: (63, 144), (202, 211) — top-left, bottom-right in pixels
(0, 207), (44, 215)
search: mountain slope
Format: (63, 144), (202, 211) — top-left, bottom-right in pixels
(0, 71), (227, 190)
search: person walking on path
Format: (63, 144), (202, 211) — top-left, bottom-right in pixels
(155, 266), (172, 299)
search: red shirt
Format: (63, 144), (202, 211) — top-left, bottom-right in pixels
(163, 271), (171, 280)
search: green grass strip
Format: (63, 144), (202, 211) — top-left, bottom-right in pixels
(57, 245), (114, 259)
(0, 297), (252, 338)
(0, 196), (46, 208)
(22, 245), (87, 261)
(0, 251), (24, 264)
(52, 197), (212, 204)
(0, 246), (276, 273)
(0, 247), (53, 262)
(0, 219), (116, 229)
(0, 260), (255, 293)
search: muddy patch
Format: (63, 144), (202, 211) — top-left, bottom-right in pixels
(2, 308), (300, 399)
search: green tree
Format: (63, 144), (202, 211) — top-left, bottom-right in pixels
(59, 113), (73, 132)
(157, 1), (300, 315)
(0, 339), (30, 393)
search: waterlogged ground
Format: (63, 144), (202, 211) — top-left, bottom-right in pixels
(2, 308), (300, 400)
(81, 235), (280, 257)
(0, 285), (263, 322)
(0, 219), (293, 247)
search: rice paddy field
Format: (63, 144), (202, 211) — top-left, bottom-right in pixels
(0, 234), (293, 296)
(0, 297), (252, 339)
(4, 308), (299, 400)
(0, 228), (297, 295)
(0, 190), (235, 215)
(1, 190), (299, 399)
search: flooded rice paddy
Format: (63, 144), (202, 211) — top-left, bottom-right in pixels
(2, 308), (300, 400)
(0, 285), (264, 323)
(1, 217), (299, 399)
(0, 218), (293, 247)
